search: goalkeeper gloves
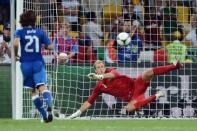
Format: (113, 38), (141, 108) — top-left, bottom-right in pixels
(68, 110), (82, 119)
(87, 73), (104, 80)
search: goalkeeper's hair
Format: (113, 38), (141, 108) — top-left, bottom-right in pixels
(93, 60), (104, 69)
(20, 10), (36, 28)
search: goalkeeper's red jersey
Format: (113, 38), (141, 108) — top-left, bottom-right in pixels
(87, 68), (150, 104)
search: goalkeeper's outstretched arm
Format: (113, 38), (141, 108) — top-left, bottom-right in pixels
(87, 72), (115, 80)
(68, 101), (92, 119)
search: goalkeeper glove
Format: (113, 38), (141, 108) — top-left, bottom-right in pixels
(87, 73), (104, 80)
(68, 110), (82, 119)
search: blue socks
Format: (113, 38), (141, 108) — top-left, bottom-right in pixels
(32, 95), (47, 119)
(42, 90), (53, 108)
(32, 90), (53, 120)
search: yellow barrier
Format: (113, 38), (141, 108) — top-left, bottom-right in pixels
(102, 5), (122, 23)
(177, 6), (189, 24)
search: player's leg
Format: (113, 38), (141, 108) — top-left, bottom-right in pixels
(125, 92), (165, 112)
(38, 85), (53, 122)
(33, 61), (53, 122)
(20, 62), (48, 122)
(31, 89), (48, 122)
(126, 75), (165, 112)
(142, 60), (182, 82)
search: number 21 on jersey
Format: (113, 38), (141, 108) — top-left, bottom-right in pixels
(25, 35), (39, 53)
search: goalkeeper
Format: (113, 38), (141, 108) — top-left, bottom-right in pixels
(68, 60), (182, 119)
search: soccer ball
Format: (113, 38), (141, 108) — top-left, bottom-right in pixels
(116, 32), (131, 46)
(59, 52), (68, 58)
(58, 52), (69, 63)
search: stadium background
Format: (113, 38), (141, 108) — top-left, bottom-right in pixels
(1, 0), (197, 120)
(1, 0), (197, 131)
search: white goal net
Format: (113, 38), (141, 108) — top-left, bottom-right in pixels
(14, 0), (197, 119)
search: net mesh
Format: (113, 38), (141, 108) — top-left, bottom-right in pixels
(18, 0), (197, 119)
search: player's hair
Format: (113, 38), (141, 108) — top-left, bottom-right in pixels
(93, 60), (104, 69)
(19, 10), (36, 27)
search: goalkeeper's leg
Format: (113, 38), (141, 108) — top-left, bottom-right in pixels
(125, 92), (165, 112)
(34, 64), (53, 122)
(142, 60), (182, 82)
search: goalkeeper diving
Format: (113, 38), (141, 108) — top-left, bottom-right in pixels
(68, 60), (182, 119)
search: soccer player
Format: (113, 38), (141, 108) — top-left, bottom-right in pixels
(68, 60), (182, 119)
(13, 10), (54, 123)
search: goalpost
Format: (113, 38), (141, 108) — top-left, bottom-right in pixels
(13, 0), (197, 119)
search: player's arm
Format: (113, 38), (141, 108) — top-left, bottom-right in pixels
(88, 69), (119, 80)
(41, 30), (54, 50)
(88, 72), (115, 80)
(68, 101), (91, 119)
(45, 43), (54, 50)
(103, 72), (116, 79)
(68, 86), (100, 119)
(13, 38), (20, 59)
(79, 101), (92, 112)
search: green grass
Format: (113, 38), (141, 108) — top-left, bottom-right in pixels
(0, 119), (197, 131)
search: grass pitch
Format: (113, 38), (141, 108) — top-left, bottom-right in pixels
(0, 119), (197, 131)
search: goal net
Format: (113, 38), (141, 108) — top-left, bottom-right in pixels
(14, 0), (197, 119)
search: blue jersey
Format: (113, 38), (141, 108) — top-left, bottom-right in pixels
(15, 27), (51, 62)
(117, 35), (143, 63)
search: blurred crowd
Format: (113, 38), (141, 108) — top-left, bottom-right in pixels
(0, 0), (10, 63)
(1, 0), (197, 64)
